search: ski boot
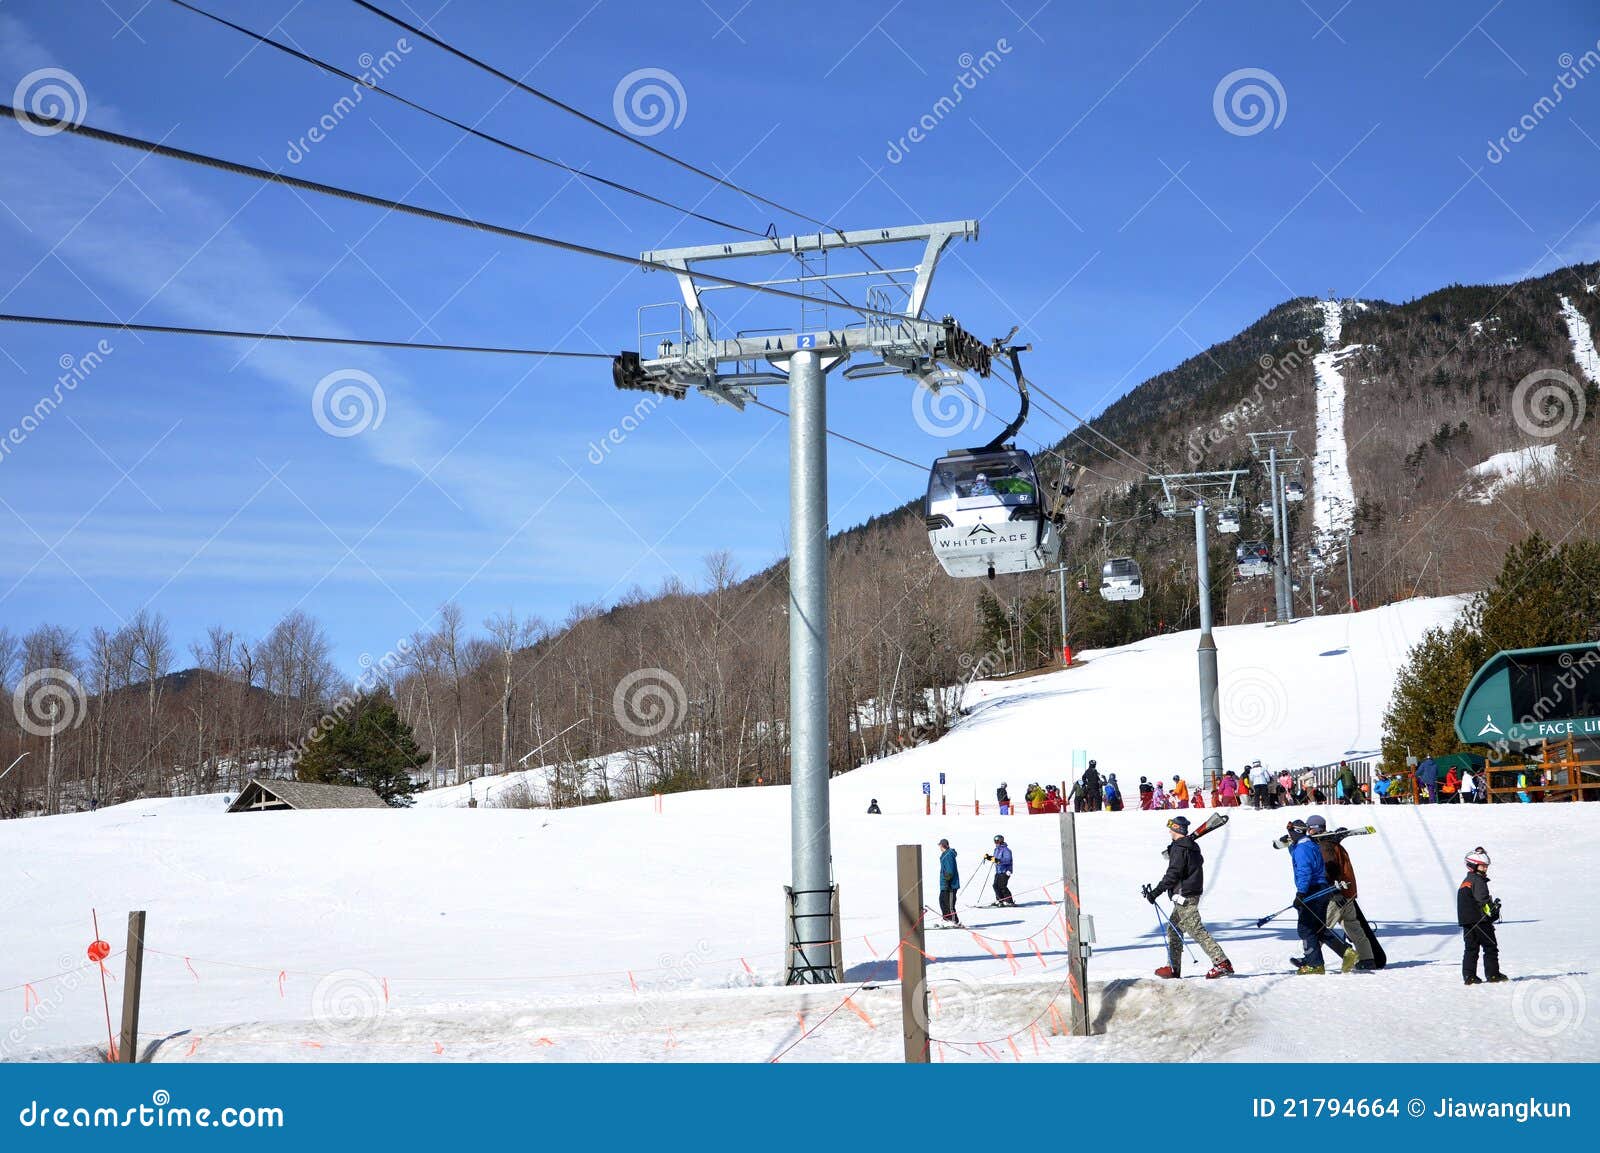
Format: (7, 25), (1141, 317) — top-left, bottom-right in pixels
(1154, 965), (1180, 979)
(1340, 947), (1359, 973)
(1295, 963), (1326, 975)
(1205, 960), (1234, 979)
(1353, 959), (1378, 972)
(1464, 975), (1483, 985)
(1487, 973), (1510, 983)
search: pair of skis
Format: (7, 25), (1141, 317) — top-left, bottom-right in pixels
(1157, 811), (1229, 854)
(1272, 824), (1376, 850)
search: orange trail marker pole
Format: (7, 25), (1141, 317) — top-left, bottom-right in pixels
(90, 910), (116, 1062)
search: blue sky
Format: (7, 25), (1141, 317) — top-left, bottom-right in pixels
(1, 0), (1598, 671)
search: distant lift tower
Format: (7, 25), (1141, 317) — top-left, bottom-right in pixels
(612, 222), (987, 983)
(1247, 430), (1304, 625)
(1150, 470), (1248, 787)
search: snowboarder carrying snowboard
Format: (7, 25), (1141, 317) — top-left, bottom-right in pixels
(1286, 819), (1357, 974)
(1458, 847), (1507, 985)
(937, 838), (961, 924)
(984, 835), (1016, 907)
(1306, 815), (1383, 970)
(1143, 815), (1234, 979)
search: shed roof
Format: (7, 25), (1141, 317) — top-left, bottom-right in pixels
(227, 778), (388, 812)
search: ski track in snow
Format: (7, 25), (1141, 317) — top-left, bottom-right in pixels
(1311, 300), (1358, 565)
(1559, 294), (1600, 383)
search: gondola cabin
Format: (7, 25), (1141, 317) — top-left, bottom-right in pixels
(925, 448), (1061, 579)
(1236, 540), (1272, 578)
(1100, 557), (1144, 601)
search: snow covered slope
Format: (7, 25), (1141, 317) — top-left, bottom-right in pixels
(1560, 294), (1600, 384)
(9, 596), (1594, 1065)
(1460, 445), (1560, 506)
(1311, 300), (1359, 562)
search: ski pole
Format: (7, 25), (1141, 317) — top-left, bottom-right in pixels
(965, 860), (994, 907)
(1153, 899), (1200, 965)
(1254, 885), (1337, 929)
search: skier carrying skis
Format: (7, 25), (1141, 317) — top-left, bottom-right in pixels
(937, 838), (961, 924)
(1306, 815), (1382, 970)
(1458, 847), (1507, 985)
(1286, 818), (1357, 974)
(984, 834), (1016, 907)
(1143, 815), (1233, 979)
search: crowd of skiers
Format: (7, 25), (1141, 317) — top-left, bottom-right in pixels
(1137, 811), (1507, 983)
(935, 812), (1506, 984)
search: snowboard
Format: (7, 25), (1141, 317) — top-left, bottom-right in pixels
(1351, 901), (1387, 968)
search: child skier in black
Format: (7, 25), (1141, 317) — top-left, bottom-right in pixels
(1458, 846), (1507, 985)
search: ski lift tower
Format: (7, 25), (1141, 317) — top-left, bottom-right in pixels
(1247, 431), (1304, 624)
(1149, 470), (1248, 786)
(612, 221), (987, 983)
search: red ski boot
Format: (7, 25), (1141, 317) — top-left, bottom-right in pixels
(1154, 965), (1179, 979)
(1205, 960), (1235, 979)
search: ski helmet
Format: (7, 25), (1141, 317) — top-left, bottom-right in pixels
(1306, 814), (1327, 831)
(1166, 816), (1190, 833)
(1465, 847), (1490, 869)
(993, 834), (1005, 844)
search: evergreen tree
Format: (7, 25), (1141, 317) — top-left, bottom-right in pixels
(296, 688), (427, 806)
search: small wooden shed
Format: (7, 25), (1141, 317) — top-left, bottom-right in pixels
(227, 778), (388, 813)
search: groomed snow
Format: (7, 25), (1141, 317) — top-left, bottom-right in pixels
(8, 597), (1595, 1065)
(1311, 300), (1359, 566)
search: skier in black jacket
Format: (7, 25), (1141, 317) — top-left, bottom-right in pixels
(1458, 846), (1507, 985)
(1143, 816), (1234, 979)
(1082, 760), (1104, 812)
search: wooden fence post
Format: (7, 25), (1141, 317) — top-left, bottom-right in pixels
(1058, 812), (1090, 1036)
(896, 845), (929, 1062)
(118, 910), (146, 1063)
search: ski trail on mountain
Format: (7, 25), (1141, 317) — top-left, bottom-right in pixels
(1311, 300), (1358, 564)
(1559, 294), (1600, 383)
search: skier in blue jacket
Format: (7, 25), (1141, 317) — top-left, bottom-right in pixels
(1286, 819), (1356, 974)
(937, 839), (961, 924)
(984, 834), (1016, 907)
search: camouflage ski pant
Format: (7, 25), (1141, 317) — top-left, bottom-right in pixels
(1325, 894), (1373, 962)
(1167, 898), (1228, 971)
